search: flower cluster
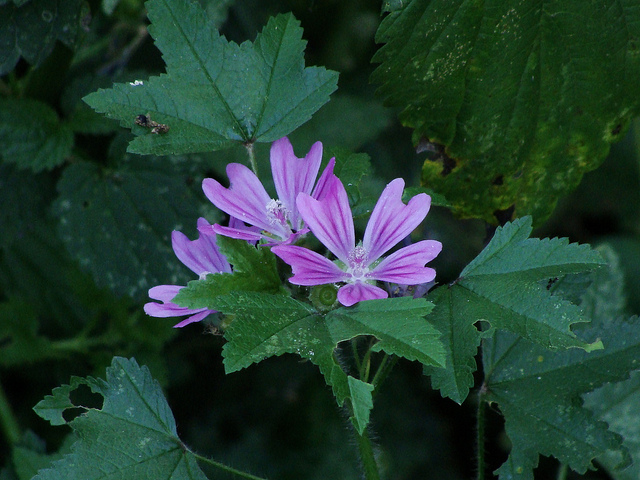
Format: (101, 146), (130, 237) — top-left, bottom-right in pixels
(145, 136), (441, 326)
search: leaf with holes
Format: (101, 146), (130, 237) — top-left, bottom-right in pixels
(32, 357), (209, 480)
(83, 0), (338, 155)
(423, 216), (605, 404)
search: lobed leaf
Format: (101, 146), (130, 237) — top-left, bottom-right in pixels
(424, 216), (605, 403)
(372, 0), (640, 224)
(52, 159), (202, 301)
(328, 297), (445, 368)
(33, 357), (209, 480)
(0, 0), (88, 75)
(484, 247), (639, 479)
(83, 0), (338, 155)
(0, 98), (73, 172)
(484, 317), (639, 479)
(218, 294), (444, 433)
(172, 236), (285, 310)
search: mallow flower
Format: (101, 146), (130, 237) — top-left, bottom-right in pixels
(271, 176), (442, 307)
(144, 217), (232, 328)
(201, 137), (335, 245)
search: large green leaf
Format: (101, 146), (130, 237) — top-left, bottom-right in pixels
(32, 357), (209, 480)
(83, 0), (338, 155)
(423, 216), (604, 404)
(0, 0), (88, 75)
(484, 244), (638, 479)
(217, 293), (442, 433)
(0, 98), (73, 172)
(52, 157), (202, 301)
(372, 0), (640, 224)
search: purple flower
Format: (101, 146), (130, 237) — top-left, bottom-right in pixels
(272, 177), (442, 307)
(144, 217), (232, 328)
(201, 137), (336, 245)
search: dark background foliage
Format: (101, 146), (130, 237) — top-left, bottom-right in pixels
(0, 0), (639, 479)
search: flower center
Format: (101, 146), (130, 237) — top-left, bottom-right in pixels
(266, 199), (292, 232)
(346, 246), (369, 281)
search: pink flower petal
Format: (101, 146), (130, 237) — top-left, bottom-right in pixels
(363, 179), (431, 262)
(311, 157), (336, 201)
(369, 240), (442, 284)
(270, 137), (323, 229)
(207, 223), (264, 242)
(172, 310), (212, 328)
(172, 218), (232, 275)
(296, 177), (354, 263)
(271, 245), (348, 285)
(202, 163), (288, 239)
(337, 282), (388, 307)
(148, 285), (181, 302)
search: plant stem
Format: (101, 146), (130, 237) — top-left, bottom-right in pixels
(0, 378), (21, 445)
(477, 386), (487, 480)
(355, 427), (381, 480)
(371, 354), (398, 393)
(192, 451), (269, 480)
(556, 463), (569, 480)
(245, 142), (258, 176)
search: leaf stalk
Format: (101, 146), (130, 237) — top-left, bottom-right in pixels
(192, 451), (269, 480)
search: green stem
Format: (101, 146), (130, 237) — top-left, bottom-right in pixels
(51, 335), (110, 354)
(352, 338), (362, 373)
(192, 451), (269, 480)
(477, 386), (487, 480)
(0, 378), (21, 445)
(371, 354), (398, 393)
(245, 142), (258, 176)
(556, 463), (569, 480)
(355, 428), (381, 480)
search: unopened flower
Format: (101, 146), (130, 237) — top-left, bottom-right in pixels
(144, 218), (231, 328)
(201, 137), (335, 245)
(272, 177), (442, 307)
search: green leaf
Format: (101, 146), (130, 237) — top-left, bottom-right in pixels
(218, 293), (443, 433)
(421, 286), (483, 405)
(0, 163), (54, 246)
(0, 299), (59, 367)
(0, 0), (88, 75)
(585, 370), (640, 480)
(328, 297), (444, 368)
(83, 0), (338, 155)
(423, 216), (605, 403)
(372, 0), (640, 224)
(402, 186), (450, 208)
(216, 292), (359, 427)
(33, 357), (209, 480)
(484, 326), (636, 480)
(0, 98), (73, 172)
(52, 158), (203, 301)
(485, 247), (638, 479)
(348, 377), (374, 434)
(12, 435), (73, 480)
(173, 237), (285, 309)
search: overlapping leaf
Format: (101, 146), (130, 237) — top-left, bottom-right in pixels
(423, 216), (605, 404)
(215, 293), (443, 433)
(33, 357), (208, 480)
(478, 246), (639, 479)
(172, 236), (286, 309)
(0, 0), (87, 75)
(0, 98), (73, 172)
(52, 157), (203, 301)
(84, 0), (338, 155)
(372, 0), (640, 224)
